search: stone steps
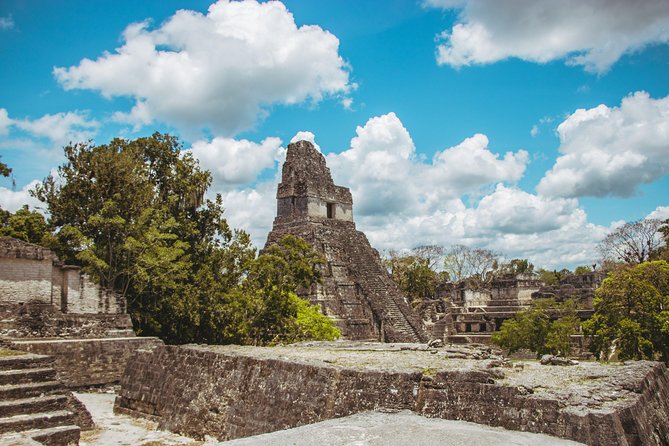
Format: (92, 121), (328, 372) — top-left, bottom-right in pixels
(0, 353), (83, 444)
(0, 409), (75, 434)
(0, 381), (62, 400)
(349, 243), (424, 342)
(0, 394), (68, 417)
(0, 368), (57, 386)
(1, 424), (81, 446)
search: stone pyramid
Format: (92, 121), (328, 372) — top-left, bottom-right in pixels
(264, 140), (427, 343)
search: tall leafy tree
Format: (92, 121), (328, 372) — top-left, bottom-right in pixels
(31, 133), (254, 343)
(583, 260), (669, 363)
(443, 244), (498, 286)
(0, 206), (50, 244)
(385, 246), (446, 304)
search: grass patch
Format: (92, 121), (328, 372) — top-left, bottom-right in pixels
(0, 348), (25, 357)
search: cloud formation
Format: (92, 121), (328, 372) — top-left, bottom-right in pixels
(0, 180), (42, 213)
(189, 136), (283, 186)
(327, 113), (528, 217)
(0, 16), (14, 30)
(426, 0), (669, 73)
(537, 92), (669, 198)
(211, 112), (604, 268)
(54, 0), (353, 135)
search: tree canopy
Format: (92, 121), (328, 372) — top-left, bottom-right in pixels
(384, 246), (446, 306)
(583, 260), (669, 363)
(31, 133), (338, 345)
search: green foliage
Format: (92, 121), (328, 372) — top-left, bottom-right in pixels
(0, 206), (50, 244)
(655, 219), (669, 262)
(574, 265), (593, 275)
(583, 260), (669, 363)
(537, 268), (575, 286)
(545, 315), (580, 357)
(0, 159), (11, 178)
(492, 299), (580, 357)
(385, 251), (442, 305)
(234, 235), (338, 345)
(497, 259), (534, 277)
(292, 293), (341, 342)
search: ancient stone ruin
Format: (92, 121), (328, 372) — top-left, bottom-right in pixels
(116, 342), (669, 445)
(0, 236), (162, 443)
(418, 271), (602, 353)
(264, 140), (426, 343)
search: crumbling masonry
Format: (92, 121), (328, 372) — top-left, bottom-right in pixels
(264, 140), (427, 343)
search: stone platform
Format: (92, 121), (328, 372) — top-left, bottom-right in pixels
(6, 336), (164, 388)
(115, 342), (669, 446)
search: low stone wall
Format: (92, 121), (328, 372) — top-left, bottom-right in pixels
(115, 343), (669, 445)
(0, 302), (135, 339)
(8, 336), (163, 388)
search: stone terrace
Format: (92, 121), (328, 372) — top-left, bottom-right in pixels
(115, 342), (669, 446)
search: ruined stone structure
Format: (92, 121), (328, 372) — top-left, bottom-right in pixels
(116, 343), (669, 445)
(264, 140), (426, 343)
(0, 236), (163, 442)
(0, 352), (94, 444)
(419, 272), (601, 348)
(0, 237), (163, 387)
(0, 237), (125, 314)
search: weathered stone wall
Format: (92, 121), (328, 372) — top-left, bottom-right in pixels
(8, 336), (163, 388)
(0, 257), (54, 304)
(0, 302), (134, 339)
(115, 344), (669, 446)
(0, 237), (126, 314)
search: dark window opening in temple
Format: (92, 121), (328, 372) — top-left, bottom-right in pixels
(327, 203), (334, 219)
(479, 323), (486, 332)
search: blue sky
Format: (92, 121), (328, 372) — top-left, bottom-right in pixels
(1, 0), (668, 269)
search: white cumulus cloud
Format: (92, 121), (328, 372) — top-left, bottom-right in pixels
(0, 108), (11, 136)
(427, 0), (669, 73)
(537, 92), (669, 198)
(202, 112), (606, 268)
(648, 206), (669, 221)
(189, 136), (284, 186)
(13, 111), (99, 146)
(54, 0), (353, 135)
(0, 180), (43, 213)
(290, 131), (321, 152)
(327, 113), (528, 217)
(0, 16), (14, 30)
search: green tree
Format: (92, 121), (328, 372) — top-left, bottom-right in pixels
(385, 245), (447, 304)
(31, 134), (255, 344)
(492, 299), (581, 357)
(237, 235), (338, 345)
(0, 206), (50, 244)
(497, 259), (534, 277)
(583, 260), (669, 363)
(492, 304), (551, 356)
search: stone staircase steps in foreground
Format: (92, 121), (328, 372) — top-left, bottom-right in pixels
(0, 353), (85, 445)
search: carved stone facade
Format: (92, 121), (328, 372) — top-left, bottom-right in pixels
(264, 141), (426, 343)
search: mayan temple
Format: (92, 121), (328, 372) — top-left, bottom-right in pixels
(264, 140), (427, 343)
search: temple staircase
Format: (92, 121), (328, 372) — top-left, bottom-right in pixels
(0, 353), (87, 445)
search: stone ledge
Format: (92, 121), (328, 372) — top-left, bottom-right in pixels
(8, 337), (164, 388)
(114, 343), (669, 445)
